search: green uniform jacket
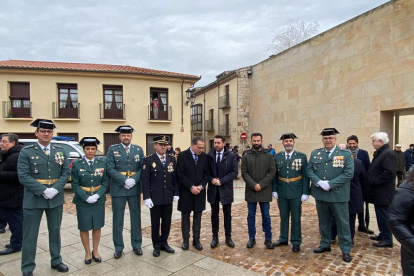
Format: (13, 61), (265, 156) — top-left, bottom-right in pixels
(18, 144), (70, 209)
(106, 143), (144, 197)
(272, 151), (310, 199)
(71, 157), (108, 206)
(306, 146), (354, 203)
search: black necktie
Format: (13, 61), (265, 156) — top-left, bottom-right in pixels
(326, 151), (331, 158)
(286, 154), (290, 161)
(89, 161), (93, 167)
(194, 154), (198, 164)
(216, 152), (221, 174)
(161, 156), (166, 168)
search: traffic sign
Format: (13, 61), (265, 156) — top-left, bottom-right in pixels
(240, 132), (247, 140)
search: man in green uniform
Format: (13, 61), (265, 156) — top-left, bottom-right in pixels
(18, 119), (70, 276)
(106, 125), (144, 259)
(272, 133), (309, 253)
(306, 128), (354, 263)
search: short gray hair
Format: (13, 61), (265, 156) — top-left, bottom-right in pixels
(371, 132), (389, 144)
(2, 133), (19, 145)
(191, 136), (205, 145)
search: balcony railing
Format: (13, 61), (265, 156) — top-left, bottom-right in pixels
(219, 94), (230, 109)
(52, 102), (80, 119)
(100, 103), (125, 119)
(219, 124), (231, 137)
(148, 105), (172, 121)
(2, 101), (32, 118)
(205, 119), (214, 131)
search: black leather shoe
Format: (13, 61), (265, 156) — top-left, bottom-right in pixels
(330, 239), (336, 244)
(160, 244), (175, 253)
(51, 263), (69, 272)
(292, 245), (300, 252)
(92, 251), (102, 262)
(210, 237), (219, 248)
(343, 253), (352, 262)
(181, 238), (189, 250)
(373, 241), (393, 248)
(366, 229), (374, 235)
(246, 239), (256, 248)
(133, 248), (143, 255)
(0, 247), (21, 255)
(358, 226), (374, 234)
(22, 272), (33, 276)
(5, 244), (10, 248)
(114, 250), (123, 259)
(273, 240), (288, 247)
(313, 246), (331, 253)
(370, 235), (382, 241)
(84, 258), (92, 265)
(225, 238), (235, 248)
(0, 228), (5, 234)
(153, 248), (160, 257)
(264, 239), (274, 249)
(193, 240), (203, 251)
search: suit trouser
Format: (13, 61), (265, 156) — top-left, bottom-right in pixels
(0, 208), (7, 229)
(21, 206), (63, 273)
(112, 195), (142, 251)
(181, 211), (202, 240)
(374, 204), (393, 244)
(315, 200), (352, 254)
(211, 191), (232, 238)
(3, 208), (23, 249)
(331, 213), (356, 241)
(150, 203), (172, 249)
(277, 197), (302, 245)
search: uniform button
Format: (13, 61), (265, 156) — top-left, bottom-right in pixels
(48, 162), (50, 164)
(91, 174), (93, 176)
(287, 171), (289, 173)
(164, 175), (166, 177)
(325, 170), (327, 172)
(164, 180), (166, 183)
(164, 186), (166, 188)
(326, 163), (328, 165)
(323, 177), (326, 179)
(48, 169), (51, 171)
(287, 166), (289, 168)
(49, 176), (51, 178)
(91, 180), (94, 182)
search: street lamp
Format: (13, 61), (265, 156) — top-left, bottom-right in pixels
(185, 88), (192, 106)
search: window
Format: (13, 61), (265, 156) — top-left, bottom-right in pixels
(104, 85), (123, 110)
(191, 104), (202, 131)
(58, 84), (78, 109)
(103, 133), (120, 154)
(9, 82), (31, 117)
(150, 87), (169, 120)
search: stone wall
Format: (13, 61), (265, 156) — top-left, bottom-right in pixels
(250, 0), (414, 156)
(236, 68), (252, 145)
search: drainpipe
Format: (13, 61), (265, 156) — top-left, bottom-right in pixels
(216, 80), (219, 139)
(203, 92), (206, 141)
(181, 78), (184, 128)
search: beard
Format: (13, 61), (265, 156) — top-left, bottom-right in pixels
(284, 146), (293, 151)
(253, 144), (261, 149)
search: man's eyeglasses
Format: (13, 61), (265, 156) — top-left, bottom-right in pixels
(322, 137), (335, 141)
(38, 130), (53, 135)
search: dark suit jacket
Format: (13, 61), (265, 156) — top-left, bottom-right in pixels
(176, 149), (209, 213)
(349, 158), (366, 214)
(206, 147), (238, 205)
(357, 149), (370, 172)
(141, 153), (179, 205)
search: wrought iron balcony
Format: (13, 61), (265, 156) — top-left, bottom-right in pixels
(218, 124), (231, 137)
(205, 119), (214, 131)
(148, 105), (172, 121)
(100, 103), (125, 120)
(52, 102), (80, 119)
(2, 101), (32, 118)
(219, 94), (230, 109)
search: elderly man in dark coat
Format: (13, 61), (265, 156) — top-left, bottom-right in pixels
(331, 144), (366, 244)
(177, 136), (209, 251)
(207, 135), (238, 248)
(367, 132), (396, 248)
(0, 134), (24, 255)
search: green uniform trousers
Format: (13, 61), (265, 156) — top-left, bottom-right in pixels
(112, 195), (142, 251)
(315, 200), (352, 253)
(21, 206), (63, 273)
(277, 197), (302, 245)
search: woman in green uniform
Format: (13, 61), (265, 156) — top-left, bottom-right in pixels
(71, 137), (108, 264)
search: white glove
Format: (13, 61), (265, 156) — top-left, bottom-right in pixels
(173, 196), (179, 202)
(301, 194), (309, 202)
(91, 194), (100, 201)
(317, 181), (331, 191)
(124, 184), (131, 190)
(125, 178), (136, 189)
(145, 198), (154, 209)
(86, 196), (97, 204)
(272, 192), (278, 199)
(43, 188), (58, 199)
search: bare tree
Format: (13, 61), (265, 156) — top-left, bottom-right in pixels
(268, 19), (320, 54)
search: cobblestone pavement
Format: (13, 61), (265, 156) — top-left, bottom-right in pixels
(143, 196), (402, 275)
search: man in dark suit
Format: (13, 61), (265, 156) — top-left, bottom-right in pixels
(207, 135), (238, 248)
(177, 136), (209, 251)
(346, 135), (373, 234)
(141, 136), (179, 257)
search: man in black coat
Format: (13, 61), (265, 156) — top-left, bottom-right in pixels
(346, 135), (373, 234)
(207, 135), (238, 248)
(0, 133), (24, 255)
(366, 132), (396, 248)
(141, 135), (179, 257)
(177, 136), (209, 251)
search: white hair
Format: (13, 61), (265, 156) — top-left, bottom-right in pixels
(371, 132), (389, 144)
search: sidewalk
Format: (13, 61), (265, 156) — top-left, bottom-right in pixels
(0, 180), (402, 275)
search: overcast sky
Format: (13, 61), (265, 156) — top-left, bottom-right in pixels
(0, 0), (389, 86)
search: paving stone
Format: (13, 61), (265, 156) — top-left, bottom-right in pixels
(170, 264), (211, 276)
(66, 262), (117, 276)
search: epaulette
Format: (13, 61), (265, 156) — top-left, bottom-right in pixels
(340, 148), (351, 152)
(144, 154), (153, 158)
(109, 144), (118, 148)
(295, 151), (305, 155)
(73, 159), (83, 164)
(96, 157), (105, 162)
(277, 151), (284, 155)
(24, 145), (34, 149)
(52, 145), (63, 149)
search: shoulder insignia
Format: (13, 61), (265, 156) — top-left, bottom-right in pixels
(24, 145), (34, 149)
(96, 157), (105, 162)
(53, 145), (63, 149)
(295, 151), (304, 155)
(144, 154), (152, 158)
(109, 144), (119, 148)
(73, 159), (83, 164)
(278, 151), (284, 155)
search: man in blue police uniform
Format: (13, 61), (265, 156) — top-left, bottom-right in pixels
(18, 119), (70, 276)
(141, 135), (179, 257)
(106, 125), (144, 259)
(272, 133), (309, 253)
(306, 128), (354, 263)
